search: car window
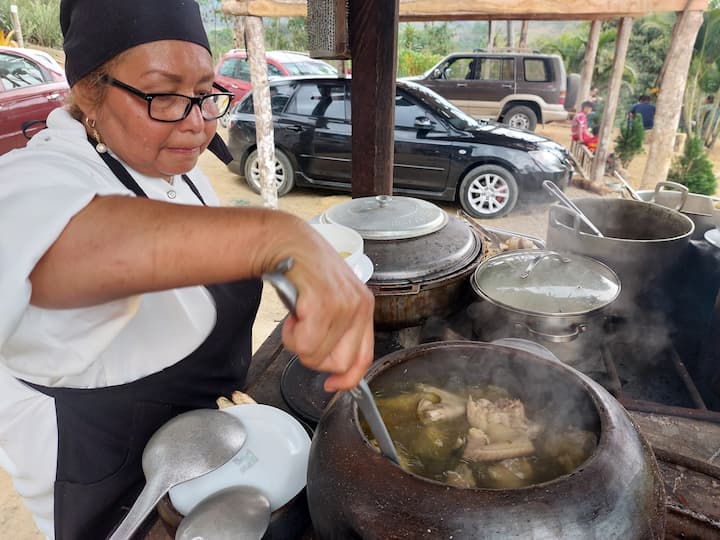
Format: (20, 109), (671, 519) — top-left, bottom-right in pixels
(267, 64), (284, 78)
(281, 61), (337, 76)
(476, 58), (514, 81)
(238, 83), (295, 114)
(395, 93), (434, 129)
(287, 82), (346, 119)
(0, 53), (47, 90)
(524, 58), (551, 82)
(443, 58), (476, 80)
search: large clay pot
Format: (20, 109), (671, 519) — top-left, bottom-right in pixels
(307, 341), (665, 539)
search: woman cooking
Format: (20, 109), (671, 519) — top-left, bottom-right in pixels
(0, 1), (374, 538)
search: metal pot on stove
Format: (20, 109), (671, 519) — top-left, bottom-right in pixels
(306, 341), (665, 539)
(468, 249), (621, 366)
(320, 195), (482, 329)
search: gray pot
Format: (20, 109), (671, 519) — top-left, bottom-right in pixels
(469, 249), (620, 366)
(636, 181), (716, 240)
(546, 198), (694, 316)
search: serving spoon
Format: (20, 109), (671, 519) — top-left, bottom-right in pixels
(262, 258), (401, 464)
(108, 409), (247, 540)
(543, 180), (604, 237)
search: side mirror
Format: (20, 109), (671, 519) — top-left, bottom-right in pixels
(413, 116), (434, 130)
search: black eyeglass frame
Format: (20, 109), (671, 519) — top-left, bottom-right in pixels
(102, 76), (233, 123)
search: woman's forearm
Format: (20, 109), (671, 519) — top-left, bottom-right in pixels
(29, 195), (308, 308)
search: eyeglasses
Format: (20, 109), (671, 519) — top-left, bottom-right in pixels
(103, 76), (233, 123)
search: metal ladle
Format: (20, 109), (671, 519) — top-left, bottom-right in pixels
(108, 409), (247, 540)
(262, 258), (401, 464)
(542, 180), (604, 237)
(175, 486), (272, 540)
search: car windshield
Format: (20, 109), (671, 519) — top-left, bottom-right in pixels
(282, 61), (337, 76)
(400, 81), (480, 130)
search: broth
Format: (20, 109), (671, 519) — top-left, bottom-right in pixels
(363, 382), (597, 489)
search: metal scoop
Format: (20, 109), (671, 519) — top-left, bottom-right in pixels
(108, 409), (247, 540)
(175, 486), (271, 540)
(262, 258), (401, 464)
(543, 180), (604, 237)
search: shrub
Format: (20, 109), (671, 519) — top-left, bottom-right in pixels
(667, 136), (717, 195)
(614, 113), (645, 168)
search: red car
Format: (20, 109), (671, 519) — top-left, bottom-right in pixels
(0, 46), (69, 155)
(214, 49), (337, 126)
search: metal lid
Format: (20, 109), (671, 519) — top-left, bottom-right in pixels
(471, 249), (620, 316)
(321, 195), (449, 240)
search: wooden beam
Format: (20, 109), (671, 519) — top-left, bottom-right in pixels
(592, 16), (633, 183)
(640, 10), (705, 189)
(349, 0), (399, 198)
(221, 0), (708, 21)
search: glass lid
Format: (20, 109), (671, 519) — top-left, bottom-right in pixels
(321, 195), (448, 240)
(471, 250), (621, 315)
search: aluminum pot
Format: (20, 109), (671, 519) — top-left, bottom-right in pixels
(307, 341), (665, 539)
(546, 198), (694, 315)
(468, 249), (620, 366)
(321, 196), (482, 329)
(635, 181), (716, 240)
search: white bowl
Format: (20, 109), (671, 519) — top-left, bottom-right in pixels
(168, 404), (310, 515)
(310, 223), (364, 269)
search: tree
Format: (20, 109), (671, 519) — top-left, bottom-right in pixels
(614, 114), (645, 168)
(667, 136), (717, 195)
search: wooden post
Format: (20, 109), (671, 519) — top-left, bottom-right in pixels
(506, 21), (515, 48)
(519, 21), (529, 49)
(245, 16), (278, 209)
(591, 17), (633, 184)
(232, 16), (245, 49)
(576, 19), (601, 111)
(488, 20), (495, 50)
(640, 10), (704, 189)
(349, 0), (399, 197)
(10, 5), (24, 48)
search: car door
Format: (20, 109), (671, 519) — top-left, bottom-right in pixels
(280, 80), (352, 185)
(392, 90), (452, 193)
(0, 51), (67, 154)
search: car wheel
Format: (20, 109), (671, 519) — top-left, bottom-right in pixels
(459, 164), (519, 219)
(243, 149), (295, 197)
(503, 106), (537, 131)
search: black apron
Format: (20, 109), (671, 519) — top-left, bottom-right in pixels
(24, 149), (263, 540)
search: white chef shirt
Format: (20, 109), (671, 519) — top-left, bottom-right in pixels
(0, 108), (224, 538)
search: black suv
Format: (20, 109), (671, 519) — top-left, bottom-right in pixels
(406, 50), (573, 131)
(226, 76), (572, 218)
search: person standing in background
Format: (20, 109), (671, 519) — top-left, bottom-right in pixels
(571, 101), (598, 152)
(629, 95), (656, 130)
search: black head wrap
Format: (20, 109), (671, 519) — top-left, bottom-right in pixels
(61, 0), (211, 87)
(60, 0), (234, 164)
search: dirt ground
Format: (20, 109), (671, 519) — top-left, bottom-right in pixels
(1, 121), (718, 539)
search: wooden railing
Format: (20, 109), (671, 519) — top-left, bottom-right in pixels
(569, 139), (595, 180)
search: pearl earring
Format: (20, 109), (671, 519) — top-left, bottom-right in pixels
(86, 117), (107, 154)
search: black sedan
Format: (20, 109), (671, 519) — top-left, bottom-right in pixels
(226, 77), (572, 218)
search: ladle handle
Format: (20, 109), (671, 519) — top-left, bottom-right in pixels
(262, 259), (401, 465)
(107, 481), (164, 540)
(542, 180), (604, 238)
(613, 170), (643, 202)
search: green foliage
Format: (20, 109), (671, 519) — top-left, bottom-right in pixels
(614, 113), (645, 168)
(0, 0), (62, 48)
(399, 22), (454, 56)
(265, 17), (308, 52)
(397, 50), (443, 77)
(667, 136), (717, 195)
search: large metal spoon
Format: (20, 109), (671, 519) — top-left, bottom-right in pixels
(542, 180), (604, 237)
(108, 409), (247, 540)
(262, 258), (401, 464)
(175, 486), (272, 540)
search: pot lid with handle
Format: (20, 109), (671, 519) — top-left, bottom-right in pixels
(471, 249), (621, 316)
(320, 195), (448, 240)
